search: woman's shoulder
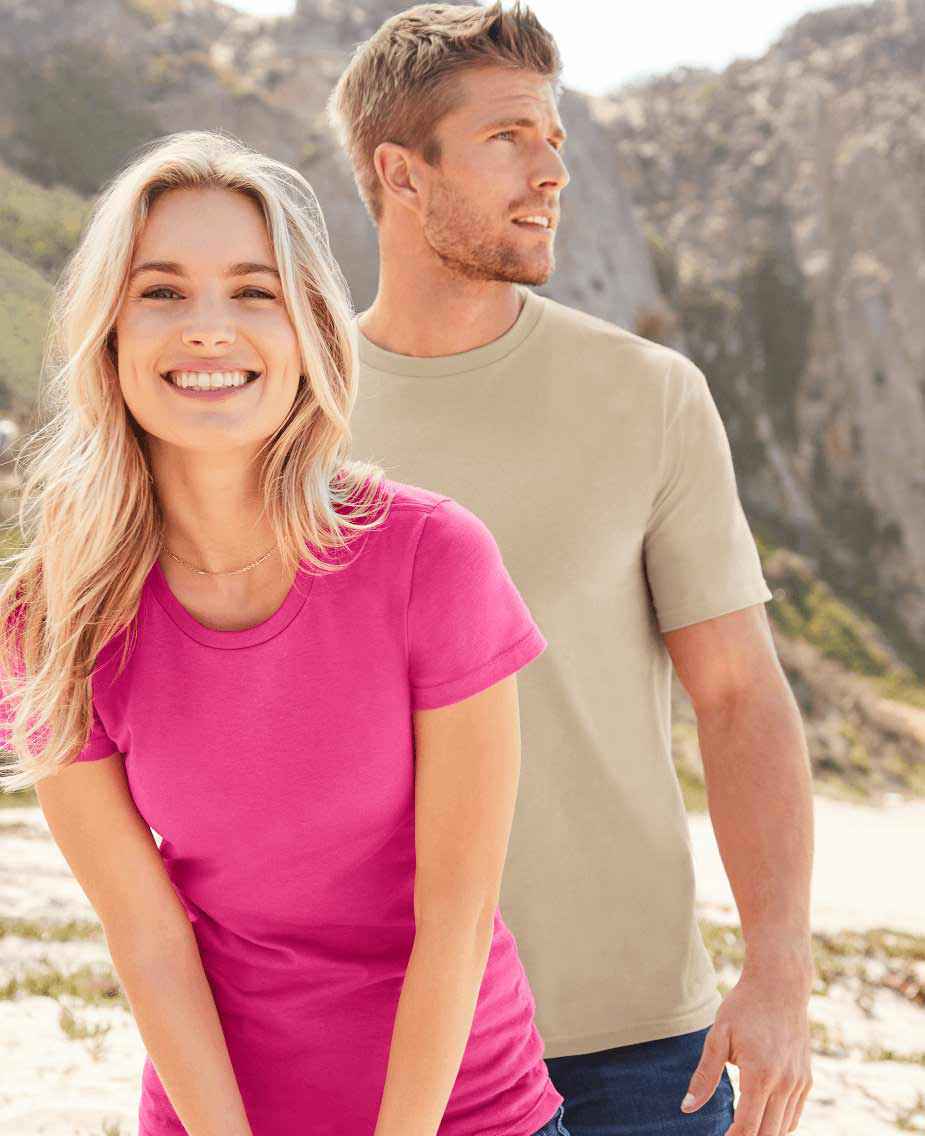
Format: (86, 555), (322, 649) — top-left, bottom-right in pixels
(379, 476), (447, 515)
(342, 476), (492, 567)
(378, 478), (491, 542)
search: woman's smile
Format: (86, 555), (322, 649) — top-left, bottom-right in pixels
(159, 369), (263, 400)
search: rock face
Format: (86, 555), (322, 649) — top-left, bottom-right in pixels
(0, 0), (662, 328)
(594, 0), (925, 662)
(0, 0), (923, 670)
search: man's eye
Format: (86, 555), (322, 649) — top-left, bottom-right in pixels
(493, 130), (516, 141)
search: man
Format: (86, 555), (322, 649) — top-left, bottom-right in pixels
(327, 4), (815, 1135)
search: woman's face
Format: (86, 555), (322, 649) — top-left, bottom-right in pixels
(114, 186), (302, 455)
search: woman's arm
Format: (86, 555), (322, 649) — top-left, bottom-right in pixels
(373, 672), (524, 1136)
(36, 756), (254, 1136)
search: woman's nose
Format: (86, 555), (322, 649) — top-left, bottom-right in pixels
(181, 306), (236, 351)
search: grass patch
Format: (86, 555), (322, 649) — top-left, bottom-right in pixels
(58, 1002), (113, 1059)
(810, 1018), (925, 1064)
(0, 914), (103, 942)
(0, 959), (128, 1010)
(0, 161), (88, 278)
(700, 919), (925, 1011)
(0, 244), (54, 414)
(675, 759), (708, 813)
(757, 534), (925, 706)
(0, 785), (38, 809)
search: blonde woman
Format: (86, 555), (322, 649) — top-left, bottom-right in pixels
(0, 130), (571, 1136)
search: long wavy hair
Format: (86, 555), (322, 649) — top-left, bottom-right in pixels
(0, 129), (390, 792)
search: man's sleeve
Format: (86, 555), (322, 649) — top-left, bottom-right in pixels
(643, 354), (773, 633)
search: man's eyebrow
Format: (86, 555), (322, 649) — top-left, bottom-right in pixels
(128, 260), (282, 282)
(481, 116), (567, 143)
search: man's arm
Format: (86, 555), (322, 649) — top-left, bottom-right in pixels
(663, 602), (815, 1136)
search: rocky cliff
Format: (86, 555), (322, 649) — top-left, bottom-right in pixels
(0, 0), (662, 326)
(0, 0), (922, 781)
(594, 0), (925, 664)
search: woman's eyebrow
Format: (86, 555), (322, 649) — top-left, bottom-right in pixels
(128, 260), (281, 282)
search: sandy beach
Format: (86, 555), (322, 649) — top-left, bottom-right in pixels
(1, 793), (923, 1134)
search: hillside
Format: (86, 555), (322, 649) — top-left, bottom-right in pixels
(0, 0), (921, 794)
(595, 0), (925, 667)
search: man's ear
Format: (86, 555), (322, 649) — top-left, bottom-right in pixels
(374, 141), (421, 216)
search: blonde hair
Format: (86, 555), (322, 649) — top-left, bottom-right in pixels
(0, 129), (391, 793)
(326, 1), (563, 224)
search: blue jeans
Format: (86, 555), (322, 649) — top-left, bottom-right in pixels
(544, 1027), (736, 1135)
(531, 1102), (572, 1136)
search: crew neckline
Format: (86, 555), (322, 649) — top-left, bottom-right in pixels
(149, 556), (316, 649)
(353, 283), (546, 377)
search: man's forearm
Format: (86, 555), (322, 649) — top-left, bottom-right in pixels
(695, 679), (815, 985)
(373, 914), (495, 1136)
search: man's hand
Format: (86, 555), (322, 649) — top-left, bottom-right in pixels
(680, 961), (814, 1135)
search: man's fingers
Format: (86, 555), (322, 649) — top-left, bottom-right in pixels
(779, 1083), (802, 1135)
(725, 1068), (771, 1136)
(756, 1087), (789, 1136)
(783, 1074), (813, 1132)
(681, 1023), (730, 1112)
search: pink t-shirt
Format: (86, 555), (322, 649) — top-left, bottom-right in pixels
(7, 479), (561, 1136)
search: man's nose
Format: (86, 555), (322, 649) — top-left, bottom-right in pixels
(533, 152), (569, 193)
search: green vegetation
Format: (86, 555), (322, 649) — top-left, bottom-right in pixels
(673, 755), (709, 813)
(810, 1017), (925, 1065)
(0, 959), (128, 1010)
(644, 224), (679, 302)
(756, 532), (925, 707)
(0, 914), (103, 942)
(0, 244), (54, 412)
(3, 44), (162, 196)
(124, 0), (182, 25)
(0, 162), (88, 277)
(701, 918), (925, 1011)
(58, 1002), (112, 1057)
(0, 786), (38, 809)
(740, 239), (813, 446)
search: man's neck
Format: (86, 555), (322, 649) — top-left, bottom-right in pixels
(356, 279), (525, 360)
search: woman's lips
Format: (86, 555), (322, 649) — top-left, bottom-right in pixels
(160, 372), (262, 400)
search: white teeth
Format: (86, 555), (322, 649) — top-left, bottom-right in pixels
(167, 370), (253, 389)
(514, 215), (549, 227)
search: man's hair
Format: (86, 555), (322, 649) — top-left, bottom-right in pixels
(326, 2), (563, 224)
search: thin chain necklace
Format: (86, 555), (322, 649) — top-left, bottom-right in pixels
(162, 544), (278, 577)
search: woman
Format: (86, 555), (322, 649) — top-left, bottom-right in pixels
(0, 131), (571, 1136)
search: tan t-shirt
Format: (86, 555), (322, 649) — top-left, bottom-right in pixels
(348, 284), (773, 1057)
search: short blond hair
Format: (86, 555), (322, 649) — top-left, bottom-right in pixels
(327, 1), (563, 224)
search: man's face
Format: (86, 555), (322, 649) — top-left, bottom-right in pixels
(414, 66), (569, 286)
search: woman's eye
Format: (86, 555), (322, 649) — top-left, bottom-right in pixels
(140, 287), (275, 300)
(493, 130), (516, 142)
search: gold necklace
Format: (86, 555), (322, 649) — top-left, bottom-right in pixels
(162, 544), (278, 577)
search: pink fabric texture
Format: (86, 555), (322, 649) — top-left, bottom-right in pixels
(6, 480), (560, 1136)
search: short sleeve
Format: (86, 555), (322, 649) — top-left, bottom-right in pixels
(71, 699), (120, 762)
(643, 356), (773, 633)
(407, 498), (547, 710)
(0, 611), (120, 762)
(0, 685), (119, 762)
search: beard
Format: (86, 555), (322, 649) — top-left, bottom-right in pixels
(421, 176), (554, 286)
